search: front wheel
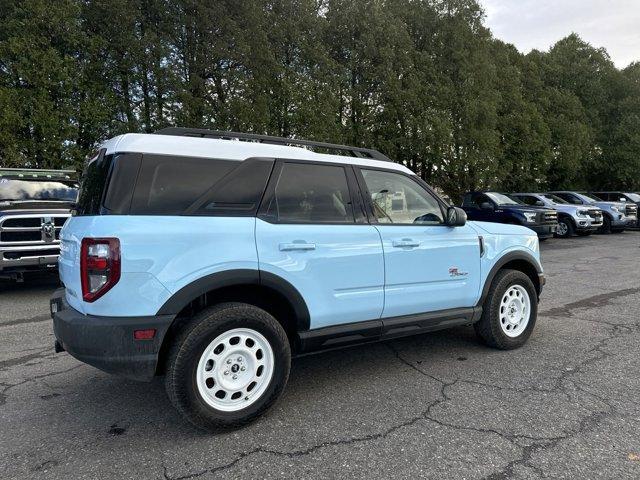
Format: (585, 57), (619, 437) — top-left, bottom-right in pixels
(474, 269), (538, 349)
(165, 303), (291, 432)
(555, 218), (574, 238)
(599, 215), (612, 234)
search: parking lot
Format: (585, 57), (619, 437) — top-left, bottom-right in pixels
(0, 232), (639, 479)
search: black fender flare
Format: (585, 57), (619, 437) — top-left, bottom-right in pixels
(156, 269), (311, 331)
(478, 251), (543, 305)
(557, 212), (575, 228)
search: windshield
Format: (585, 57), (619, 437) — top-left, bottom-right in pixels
(0, 179), (78, 202)
(542, 194), (568, 204)
(485, 192), (520, 205)
(625, 193), (640, 202)
(578, 192), (602, 203)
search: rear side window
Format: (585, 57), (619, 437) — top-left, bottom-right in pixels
(131, 155), (236, 215)
(265, 162), (354, 223)
(76, 150), (113, 216)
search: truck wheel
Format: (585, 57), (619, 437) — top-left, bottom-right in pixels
(599, 215), (612, 234)
(165, 303), (291, 432)
(474, 269), (537, 350)
(555, 218), (574, 238)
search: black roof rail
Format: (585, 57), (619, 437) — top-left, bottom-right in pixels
(0, 168), (76, 180)
(154, 127), (392, 162)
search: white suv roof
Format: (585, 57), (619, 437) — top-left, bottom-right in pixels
(102, 132), (413, 174)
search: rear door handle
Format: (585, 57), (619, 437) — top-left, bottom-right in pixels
(279, 242), (316, 251)
(392, 238), (420, 248)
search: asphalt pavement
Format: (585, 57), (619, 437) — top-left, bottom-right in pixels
(1, 232), (639, 479)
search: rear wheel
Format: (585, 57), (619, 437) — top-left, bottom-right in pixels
(165, 303), (291, 432)
(474, 269), (537, 349)
(555, 217), (574, 238)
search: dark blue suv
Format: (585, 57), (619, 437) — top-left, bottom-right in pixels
(462, 192), (558, 240)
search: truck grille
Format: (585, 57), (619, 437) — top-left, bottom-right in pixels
(0, 214), (69, 245)
(625, 204), (638, 216)
(541, 211), (558, 224)
(587, 210), (603, 223)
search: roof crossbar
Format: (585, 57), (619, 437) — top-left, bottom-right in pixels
(154, 127), (392, 162)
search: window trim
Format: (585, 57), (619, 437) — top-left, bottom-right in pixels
(354, 166), (449, 227)
(256, 159), (362, 225)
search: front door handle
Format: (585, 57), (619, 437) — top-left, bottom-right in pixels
(392, 238), (420, 248)
(279, 242), (316, 251)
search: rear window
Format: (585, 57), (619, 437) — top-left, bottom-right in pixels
(75, 150), (113, 215)
(130, 155), (236, 215)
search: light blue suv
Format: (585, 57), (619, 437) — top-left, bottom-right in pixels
(51, 128), (545, 431)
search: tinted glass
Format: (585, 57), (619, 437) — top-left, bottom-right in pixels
(0, 179), (77, 202)
(557, 193), (581, 204)
(102, 153), (142, 214)
(516, 195), (537, 206)
(542, 194), (567, 204)
(131, 155), (236, 215)
(268, 163), (354, 223)
(196, 158), (274, 215)
(361, 169), (443, 224)
(76, 151), (113, 215)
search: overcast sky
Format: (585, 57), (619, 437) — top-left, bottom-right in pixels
(480, 0), (640, 68)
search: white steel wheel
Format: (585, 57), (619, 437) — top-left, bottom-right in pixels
(196, 328), (274, 412)
(499, 285), (531, 338)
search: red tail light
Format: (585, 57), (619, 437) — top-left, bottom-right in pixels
(80, 238), (121, 302)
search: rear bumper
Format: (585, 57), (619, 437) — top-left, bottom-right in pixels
(50, 288), (174, 381)
(529, 224), (557, 238)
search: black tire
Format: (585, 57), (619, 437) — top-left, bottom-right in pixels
(165, 303), (291, 432)
(555, 217), (574, 238)
(599, 214), (612, 234)
(474, 269), (538, 350)
(612, 228), (625, 234)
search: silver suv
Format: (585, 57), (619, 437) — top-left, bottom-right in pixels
(511, 193), (603, 238)
(0, 169), (77, 281)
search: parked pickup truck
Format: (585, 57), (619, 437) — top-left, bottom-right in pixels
(549, 191), (636, 233)
(0, 169), (77, 281)
(510, 193), (603, 238)
(462, 191), (558, 240)
(590, 192), (640, 228)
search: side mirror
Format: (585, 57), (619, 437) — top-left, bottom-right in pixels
(479, 202), (493, 210)
(446, 206), (467, 227)
(535, 200), (544, 206)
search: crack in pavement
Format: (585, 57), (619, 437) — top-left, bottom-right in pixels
(0, 363), (83, 406)
(0, 313), (51, 328)
(540, 287), (640, 318)
(0, 348), (53, 372)
(161, 297), (638, 480)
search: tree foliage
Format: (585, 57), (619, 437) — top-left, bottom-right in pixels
(1, 0), (639, 199)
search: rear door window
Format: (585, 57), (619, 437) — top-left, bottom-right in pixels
(264, 162), (354, 223)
